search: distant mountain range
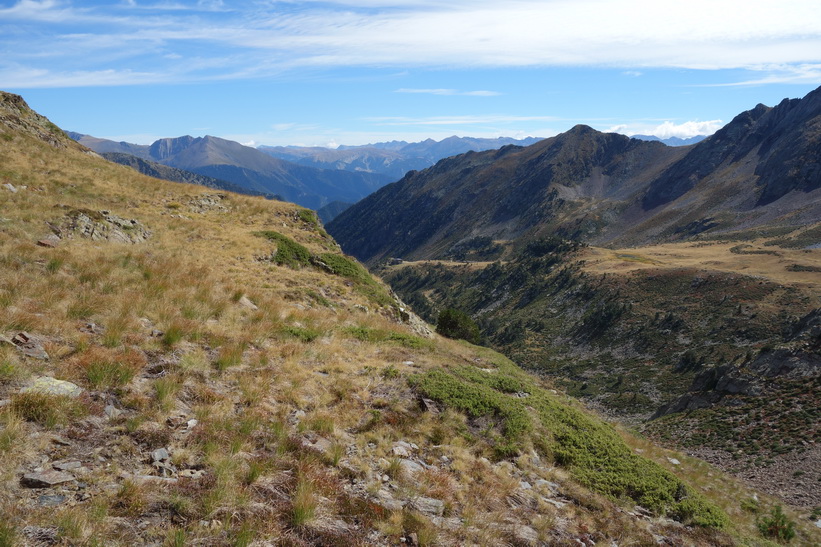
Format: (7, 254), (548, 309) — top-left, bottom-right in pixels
(258, 136), (543, 180)
(329, 86), (821, 263)
(70, 133), (545, 216)
(631, 134), (707, 146)
(68, 132), (392, 211)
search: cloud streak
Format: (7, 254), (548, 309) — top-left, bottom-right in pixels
(395, 88), (500, 96)
(2, 0), (821, 88)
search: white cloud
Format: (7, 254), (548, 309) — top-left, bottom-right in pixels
(606, 119), (724, 139)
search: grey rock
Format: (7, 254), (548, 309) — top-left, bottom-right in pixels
(52, 461), (82, 471)
(178, 469), (205, 479)
(37, 235), (60, 248)
(10, 332), (49, 360)
(22, 525), (58, 544)
(374, 488), (404, 511)
(399, 458), (425, 477)
(238, 295), (258, 310)
(37, 494), (67, 507)
(391, 444), (410, 458)
(3, 183), (18, 193)
(151, 448), (170, 462)
(22, 470), (76, 488)
(535, 479), (560, 493)
(510, 524), (539, 545)
(410, 496), (444, 517)
(104, 404), (122, 419)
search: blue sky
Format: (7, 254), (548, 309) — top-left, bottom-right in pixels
(2, 0), (821, 147)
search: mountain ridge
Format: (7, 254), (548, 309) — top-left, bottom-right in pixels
(69, 132), (392, 210)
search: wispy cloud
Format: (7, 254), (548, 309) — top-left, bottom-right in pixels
(2, 0), (821, 87)
(395, 88), (500, 96)
(705, 64), (821, 86)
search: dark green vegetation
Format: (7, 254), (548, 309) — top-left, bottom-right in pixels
(757, 505), (797, 543)
(435, 308), (481, 344)
(410, 355), (728, 527)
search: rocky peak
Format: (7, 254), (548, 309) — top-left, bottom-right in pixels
(0, 91), (75, 148)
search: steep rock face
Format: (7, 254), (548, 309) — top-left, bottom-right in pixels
(148, 135), (197, 161)
(643, 86), (821, 210)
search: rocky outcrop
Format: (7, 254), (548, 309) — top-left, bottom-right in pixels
(48, 207), (150, 244)
(653, 347), (820, 419)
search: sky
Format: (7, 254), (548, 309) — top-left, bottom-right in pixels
(2, 0), (821, 148)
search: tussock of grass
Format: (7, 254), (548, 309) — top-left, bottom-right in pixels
(10, 392), (88, 428)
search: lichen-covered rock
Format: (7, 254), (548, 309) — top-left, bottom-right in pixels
(21, 376), (82, 398)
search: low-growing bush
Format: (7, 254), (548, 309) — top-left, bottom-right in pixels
(436, 308), (481, 344)
(255, 231), (312, 268)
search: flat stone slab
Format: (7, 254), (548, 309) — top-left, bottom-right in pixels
(37, 494), (67, 507)
(22, 470), (76, 488)
(53, 461), (83, 471)
(21, 377), (82, 398)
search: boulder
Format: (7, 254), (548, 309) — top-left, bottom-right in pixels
(21, 376), (82, 398)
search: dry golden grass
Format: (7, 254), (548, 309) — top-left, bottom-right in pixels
(583, 240), (821, 290)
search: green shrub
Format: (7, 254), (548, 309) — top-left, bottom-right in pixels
(436, 308), (481, 344)
(757, 505), (796, 542)
(255, 231), (312, 268)
(0, 519), (16, 547)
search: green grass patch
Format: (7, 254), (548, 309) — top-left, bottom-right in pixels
(280, 325), (323, 343)
(343, 326), (432, 349)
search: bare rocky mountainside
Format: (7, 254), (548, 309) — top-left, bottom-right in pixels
(8, 91), (820, 544)
(327, 87), (821, 518)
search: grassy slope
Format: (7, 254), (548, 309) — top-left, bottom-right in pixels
(0, 101), (818, 545)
